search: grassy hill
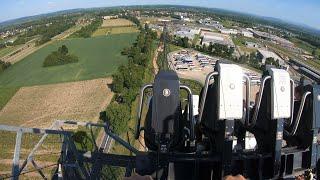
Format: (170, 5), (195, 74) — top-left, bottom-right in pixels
(0, 33), (137, 87)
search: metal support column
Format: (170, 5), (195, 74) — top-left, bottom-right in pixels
(312, 86), (320, 173)
(221, 119), (234, 178)
(12, 131), (23, 180)
(273, 118), (284, 177)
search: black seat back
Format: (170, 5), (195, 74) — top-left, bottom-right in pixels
(254, 78), (272, 133)
(285, 85), (313, 149)
(144, 71), (185, 151)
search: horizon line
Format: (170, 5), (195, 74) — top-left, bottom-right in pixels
(0, 4), (319, 31)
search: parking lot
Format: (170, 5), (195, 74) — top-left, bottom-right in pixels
(168, 49), (261, 101)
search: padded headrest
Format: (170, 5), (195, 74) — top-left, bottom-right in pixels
(268, 68), (291, 119)
(217, 63), (243, 120)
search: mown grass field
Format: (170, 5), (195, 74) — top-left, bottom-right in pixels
(92, 26), (139, 37)
(102, 18), (134, 27)
(0, 33), (137, 87)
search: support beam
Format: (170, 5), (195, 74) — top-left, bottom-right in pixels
(19, 122), (60, 174)
(31, 160), (47, 179)
(12, 131), (22, 180)
(0, 124), (71, 135)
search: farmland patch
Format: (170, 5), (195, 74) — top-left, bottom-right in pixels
(0, 78), (113, 127)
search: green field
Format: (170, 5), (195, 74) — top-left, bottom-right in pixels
(0, 87), (19, 110)
(0, 33), (138, 87)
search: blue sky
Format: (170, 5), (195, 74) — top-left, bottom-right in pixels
(1, 0), (319, 29)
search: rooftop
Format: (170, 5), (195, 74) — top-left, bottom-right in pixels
(258, 49), (283, 61)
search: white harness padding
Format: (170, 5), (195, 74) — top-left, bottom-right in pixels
(192, 95), (199, 116)
(217, 63), (243, 120)
(268, 68), (291, 119)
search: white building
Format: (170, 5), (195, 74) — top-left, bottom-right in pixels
(245, 41), (259, 48)
(174, 28), (200, 40)
(182, 17), (191, 22)
(219, 28), (238, 35)
(257, 49), (284, 64)
(103, 15), (118, 20)
(252, 30), (294, 48)
(201, 31), (235, 47)
(240, 29), (253, 37)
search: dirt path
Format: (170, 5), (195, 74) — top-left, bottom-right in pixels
(152, 44), (162, 74)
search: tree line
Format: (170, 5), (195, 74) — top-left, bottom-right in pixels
(36, 21), (75, 45)
(105, 24), (156, 134)
(195, 42), (234, 59)
(10, 16), (77, 46)
(234, 52), (280, 70)
(172, 35), (234, 59)
(70, 18), (102, 38)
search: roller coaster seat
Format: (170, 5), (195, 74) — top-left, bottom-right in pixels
(200, 63), (244, 131)
(249, 68), (292, 152)
(284, 84), (313, 149)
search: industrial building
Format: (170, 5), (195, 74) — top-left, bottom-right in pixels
(200, 31), (235, 47)
(198, 18), (223, 29)
(103, 15), (118, 20)
(240, 29), (254, 37)
(174, 27), (200, 40)
(257, 49), (284, 64)
(219, 28), (238, 35)
(245, 41), (260, 48)
(252, 30), (294, 48)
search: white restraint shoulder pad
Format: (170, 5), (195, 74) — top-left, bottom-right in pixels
(217, 63), (243, 120)
(269, 68), (291, 119)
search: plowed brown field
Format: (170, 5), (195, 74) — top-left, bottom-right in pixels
(0, 78), (113, 127)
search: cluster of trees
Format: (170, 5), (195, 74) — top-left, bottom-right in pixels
(70, 18), (102, 38)
(235, 52), (262, 70)
(264, 57), (280, 68)
(312, 49), (320, 60)
(36, 21), (75, 45)
(0, 60), (11, 73)
(175, 36), (190, 48)
(106, 25), (156, 134)
(173, 35), (234, 59)
(43, 45), (79, 67)
(11, 36), (35, 46)
(195, 43), (234, 59)
(234, 52), (280, 70)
